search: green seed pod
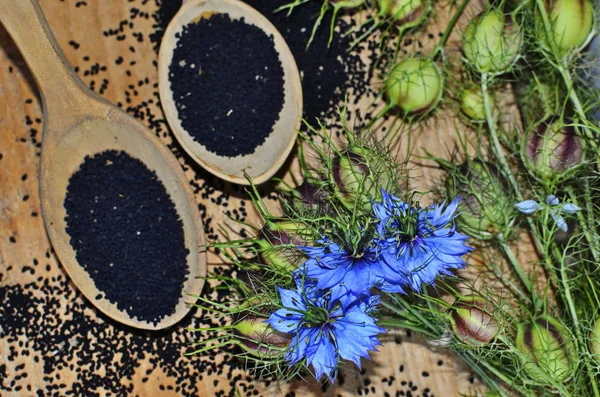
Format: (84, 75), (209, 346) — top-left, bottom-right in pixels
(514, 78), (557, 127)
(515, 315), (575, 383)
(521, 117), (583, 183)
(377, 0), (430, 30)
(287, 178), (329, 212)
(385, 57), (443, 115)
(233, 315), (290, 357)
(537, 0), (595, 55)
(590, 317), (600, 362)
(332, 145), (393, 212)
(460, 87), (491, 122)
(450, 295), (500, 345)
(463, 10), (522, 74)
(258, 220), (311, 271)
(447, 159), (513, 239)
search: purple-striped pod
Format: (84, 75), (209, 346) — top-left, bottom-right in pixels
(450, 295), (500, 345)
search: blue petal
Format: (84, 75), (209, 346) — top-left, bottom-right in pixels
(333, 310), (383, 367)
(515, 200), (541, 214)
(278, 286), (306, 311)
(337, 259), (379, 295)
(561, 203), (581, 214)
(546, 195), (559, 206)
(372, 201), (390, 221)
(551, 213), (568, 232)
(286, 327), (316, 365)
(306, 330), (338, 381)
(267, 309), (302, 333)
(308, 265), (347, 291)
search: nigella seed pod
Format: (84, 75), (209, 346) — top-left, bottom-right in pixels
(377, 0), (430, 30)
(447, 160), (512, 239)
(332, 146), (392, 212)
(521, 118), (583, 182)
(463, 10), (522, 74)
(515, 315), (575, 383)
(450, 295), (500, 345)
(537, 0), (595, 55)
(384, 57), (443, 115)
(289, 179), (329, 212)
(590, 317), (600, 362)
(233, 315), (290, 357)
(460, 87), (491, 122)
(258, 220), (311, 271)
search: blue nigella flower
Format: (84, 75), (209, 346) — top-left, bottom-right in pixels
(515, 195), (581, 232)
(266, 279), (384, 382)
(300, 238), (408, 295)
(373, 190), (473, 292)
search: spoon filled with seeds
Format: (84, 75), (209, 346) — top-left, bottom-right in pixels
(0, 0), (207, 330)
(158, 0), (303, 185)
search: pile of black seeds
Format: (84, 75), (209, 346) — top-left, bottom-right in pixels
(169, 13), (285, 157)
(64, 150), (189, 324)
(244, 0), (373, 126)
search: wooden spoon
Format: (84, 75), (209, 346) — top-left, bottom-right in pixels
(0, 0), (207, 330)
(158, 0), (303, 185)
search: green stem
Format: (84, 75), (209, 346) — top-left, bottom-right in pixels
(566, 185), (600, 262)
(487, 257), (531, 305)
(377, 319), (438, 338)
(431, 0), (470, 58)
(482, 73), (547, 301)
(496, 234), (534, 297)
(481, 73), (521, 200)
(381, 296), (437, 331)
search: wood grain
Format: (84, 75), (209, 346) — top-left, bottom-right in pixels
(0, 0), (489, 396)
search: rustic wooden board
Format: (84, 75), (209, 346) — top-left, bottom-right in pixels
(0, 0), (496, 396)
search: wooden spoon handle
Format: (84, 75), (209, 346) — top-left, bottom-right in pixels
(0, 0), (88, 117)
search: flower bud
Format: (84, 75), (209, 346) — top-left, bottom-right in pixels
(515, 315), (575, 383)
(447, 159), (513, 239)
(521, 117), (583, 182)
(450, 295), (500, 345)
(537, 0), (594, 55)
(377, 0), (430, 30)
(460, 87), (491, 122)
(385, 57), (443, 115)
(332, 145), (392, 212)
(233, 315), (290, 357)
(463, 10), (522, 74)
(258, 220), (311, 271)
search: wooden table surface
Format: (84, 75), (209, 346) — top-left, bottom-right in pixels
(0, 0), (491, 396)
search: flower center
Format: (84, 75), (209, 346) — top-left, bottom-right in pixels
(303, 306), (330, 327)
(389, 211), (418, 242)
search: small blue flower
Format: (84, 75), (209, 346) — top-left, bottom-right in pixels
(373, 191), (473, 292)
(300, 239), (408, 295)
(266, 280), (384, 382)
(514, 200), (542, 214)
(515, 195), (581, 232)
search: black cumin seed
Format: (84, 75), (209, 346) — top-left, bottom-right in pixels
(169, 13), (284, 157)
(63, 150), (189, 324)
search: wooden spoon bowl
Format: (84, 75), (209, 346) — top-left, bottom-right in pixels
(0, 0), (207, 330)
(158, 0), (303, 185)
